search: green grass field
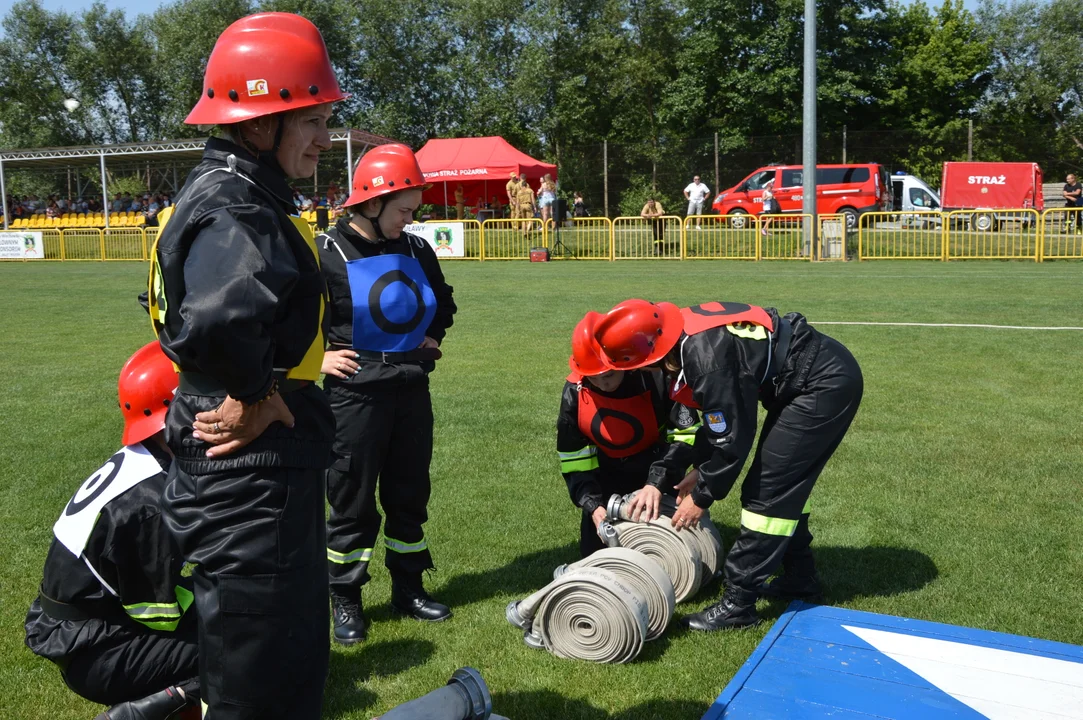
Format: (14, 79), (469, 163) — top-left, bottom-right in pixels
(2, 260), (1082, 719)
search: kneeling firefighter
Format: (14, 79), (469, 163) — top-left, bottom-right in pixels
(25, 342), (200, 720)
(588, 300), (863, 630)
(148, 12), (347, 717)
(318, 143), (457, 644)
(558, 302), (700, 558)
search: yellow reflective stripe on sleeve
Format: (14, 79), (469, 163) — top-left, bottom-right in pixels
(123, 600), (183, 631)
(385, 535), (428, 554)
(558, 446), (597, 460)
(175, 584), (194, 614)
(741, 509), (799, 537)
(561, 456), (600, 473)
(666, 424), (700, 445)
(327, 547), (374, 564)
(802, 497), (812, 514)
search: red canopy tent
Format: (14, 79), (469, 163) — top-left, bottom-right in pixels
(415, 136), (557, 211)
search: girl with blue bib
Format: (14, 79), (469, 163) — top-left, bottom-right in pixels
(317, 144), (457, 645)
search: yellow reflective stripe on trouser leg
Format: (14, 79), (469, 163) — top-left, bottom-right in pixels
(741, 509), (799, 537)
(327, 547), (374, 564)
(385, 535), (428, 553)
(802, 497), (812, 514)
(559, 446), (599, 473)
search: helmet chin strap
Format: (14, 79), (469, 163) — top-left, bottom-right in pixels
(361, 198), (391, 243)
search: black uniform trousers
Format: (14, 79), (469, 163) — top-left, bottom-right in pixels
(164, 465), (328, 719)
(26, 602), (199, 706)
(724, 336), (863, 596)
(325, 379), (435, 596)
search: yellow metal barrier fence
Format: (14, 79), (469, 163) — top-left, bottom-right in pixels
(543, 217), (613, 259)
(946, 209), (1039, 261)
(858, 211), (945, 260)
(1039, 208), (1083, 260)
(105, 228), (147, 261)
(424, 219), (482, 260)
(759, 214), (813, 260)
(145, 227), (159, 260)
(612, 216), (683, 259)
(62, 229), (106, 261)
(7, 212), (1083, 262)
(479, 218), (544, 260)
(817, 214), (849, 261)
(682, 215), (758, 260)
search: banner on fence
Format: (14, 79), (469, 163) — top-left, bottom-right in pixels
(405, 223), (465, 258)
(0, 231), (44, 259)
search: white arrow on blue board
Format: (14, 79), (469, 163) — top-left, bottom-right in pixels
(844, 625), (1083, 720)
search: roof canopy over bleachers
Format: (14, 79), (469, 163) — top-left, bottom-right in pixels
(1, 128), (393, 229)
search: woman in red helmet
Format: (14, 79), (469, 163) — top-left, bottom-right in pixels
(316, 143), (457, 644)
(25, 343), (201, 720)
(147, 13), (346, 718)
(558, 305), (699, 557)
(588, 299), (863, 632)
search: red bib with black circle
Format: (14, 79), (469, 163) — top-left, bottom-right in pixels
(681, 301), (774, 335)
(568, 373), (660, 458)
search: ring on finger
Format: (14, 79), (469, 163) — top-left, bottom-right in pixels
(212, 421), (220, 434)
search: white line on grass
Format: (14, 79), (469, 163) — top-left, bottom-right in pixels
(813, 321), (1083, 331)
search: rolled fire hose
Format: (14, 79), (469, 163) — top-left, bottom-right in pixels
(376, 667), (510, 720)
(607, 492), (725, 595)
(506, 566), (649, 663)
(611, 519), (703, 603)
(551, 547), (675, 640)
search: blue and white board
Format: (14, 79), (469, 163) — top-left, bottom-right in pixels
(703, 601), (1083, 720)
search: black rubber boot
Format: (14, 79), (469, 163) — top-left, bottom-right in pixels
(759, 573), (824, 603)
(683, 587), (760, 632)
(331, 591), (369, 645)
(391, 574), (452, 622)
(93, 686), (194, 720)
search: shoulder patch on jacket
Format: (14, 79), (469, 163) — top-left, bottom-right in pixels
(704, 411), (728, 434)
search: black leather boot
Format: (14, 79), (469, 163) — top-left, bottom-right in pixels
(331, 591), (369, 645)
(759, 573), (824, 603)
(94, 686), (194, 720)
(391, 574), (452, 622)
(682, 587), (760, 632)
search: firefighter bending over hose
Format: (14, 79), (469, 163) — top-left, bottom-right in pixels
(558, 302), (701, 557)
(598, 299), (864, 630)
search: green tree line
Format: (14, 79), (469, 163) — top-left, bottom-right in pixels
(0, 0), (1079, 211)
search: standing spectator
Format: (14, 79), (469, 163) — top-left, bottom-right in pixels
(538, 174), (557, 225)
(506, 172), (520, 229)
(641, 197), (666, 254)
(516, 175), (536, 236)
(573, 191), (588, 217)
(454, 183), (465, 220)
(1063, 174), (1082, 233)
(683, 175), (710, 228)
(760, 179), (779, 237)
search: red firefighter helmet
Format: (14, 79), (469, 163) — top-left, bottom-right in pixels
(119, 342), (178, 446)
(185, 13), (349, 126)
(345, 143), (432, 207)
(593, 299), (683, 371)
(568, 311), (614, 376)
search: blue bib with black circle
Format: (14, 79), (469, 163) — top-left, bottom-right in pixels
(344, 252), (437, 352)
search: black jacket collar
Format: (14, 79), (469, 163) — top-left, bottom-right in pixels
(202, 137), (294, 212)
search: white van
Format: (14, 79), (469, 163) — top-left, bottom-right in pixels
(890, 173), (941, 213)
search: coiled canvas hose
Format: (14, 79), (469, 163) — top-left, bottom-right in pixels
(505, 567), (649, 663)
(612, 519), (704, 603)
(551, 547), (675, 640)
(606, 492), (725, 600)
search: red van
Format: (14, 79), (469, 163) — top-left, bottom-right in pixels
(711, 163), (891, 228)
